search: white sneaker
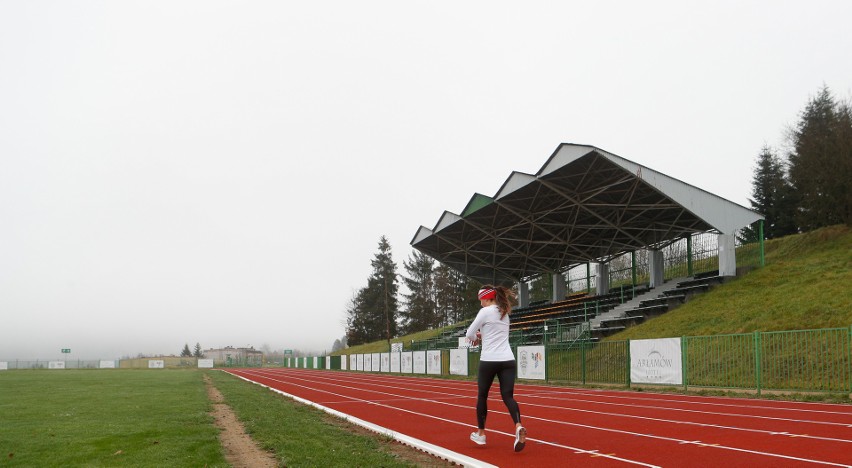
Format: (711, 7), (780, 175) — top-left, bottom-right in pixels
(470, 432), (486, 445)
(514, 426), (526, 452)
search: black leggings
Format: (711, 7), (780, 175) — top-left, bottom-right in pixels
(476, 360), (521, 429)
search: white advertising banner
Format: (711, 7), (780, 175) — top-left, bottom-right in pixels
(426, 350), (441, 375)
(517, 346), (546, 380)
(412, 351), (426, 374)
(303, 358), (308, 368)
(314, 356), (319, 368)
(630, 338), (683, 385)
(197, 359), (214, 368)
(401, 351), (413, 373)
(99, 360), (116, 369)
(449, 349), (468, 376)
(372, 353), (381, 372)
(458, 337), (470, 348)
(0, 362), (8, 370)
(148, 360), (164, 369)
(380, 353), (390, 372)
(390, 352), (400, 373)
(49, 361), (65, 369)
(362, 354), (370, 371)
(326, 357), (331, 369)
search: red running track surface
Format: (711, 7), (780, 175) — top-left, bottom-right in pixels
(223, 368), (852, 468)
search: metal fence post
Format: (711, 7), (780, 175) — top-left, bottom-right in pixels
(754, 331), (762, 396)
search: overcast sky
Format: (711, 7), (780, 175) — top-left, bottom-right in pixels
(1, 1), (850, 360)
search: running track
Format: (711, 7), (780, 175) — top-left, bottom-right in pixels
(223, 368), (852, 468)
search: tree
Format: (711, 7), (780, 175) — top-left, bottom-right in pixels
(345, 236), (399, 345)
(180, 343), (192, 357)
(433, 263), (481, 325)
(788, 85), (852, 230)
(741, 145), (798, 241)
(400, 250), (437, 334)
(529, 273), (552, 303)
(193, 342), (203, 358)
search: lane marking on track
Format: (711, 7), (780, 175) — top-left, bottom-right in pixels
(518, 396), (852, 444)
(284, 369), (852, 444)
(230, 369), (661, 467)
(547, 389), (852, 417)
(523, 392), (852, 428)
(247, 369), (852, 467)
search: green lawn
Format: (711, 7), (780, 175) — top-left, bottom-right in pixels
(0, 369), (225, 467)
(0, 369), (435, 467)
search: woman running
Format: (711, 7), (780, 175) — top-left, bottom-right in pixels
(466, 285), (526, 452)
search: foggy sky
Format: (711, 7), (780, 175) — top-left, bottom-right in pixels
(1, 1), (850, 359)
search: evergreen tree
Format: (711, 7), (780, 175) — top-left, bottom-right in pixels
(345, 236), (399, 345)
(529, 273), (552, 303)
(788, 85), (852, 229)
(434, 263), (481, 324)
(180, 343), (192, 357)
(741, 145), (798, 241)
(193, 342), (203, 358)
(345, 289), (370, 346)
(400, 250), (437, 334)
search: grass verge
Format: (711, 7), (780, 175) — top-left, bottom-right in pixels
(206, 370), (444, 467)
(0, 369), (225, 467)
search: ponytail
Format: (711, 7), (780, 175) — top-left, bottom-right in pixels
(480, 284), (516, 318)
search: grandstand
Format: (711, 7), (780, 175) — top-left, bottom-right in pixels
(410, 144), (765, 349)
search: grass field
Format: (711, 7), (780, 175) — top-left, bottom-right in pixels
(0, 369), (438, 467)
(0, 369), (225, 467)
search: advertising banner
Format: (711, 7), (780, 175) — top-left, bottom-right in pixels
(412, 351), (426, 374)
(380, 353), (390, 372)
(99, 360), (116, 368)
(426, 350), (441, 375)
(197, 359), (213, 368)
(49, 361), (66, 369)
(517, 346), (546, 380)
(372, 353), (381, 372)
(449, 349), (468, 376)
(401, 351), (413, 373)
(630, 338), (683, 385)
(148, 360), (164, 369)
(390, 351), (400, 373)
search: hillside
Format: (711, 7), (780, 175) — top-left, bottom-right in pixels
(610, 225), (852, 341)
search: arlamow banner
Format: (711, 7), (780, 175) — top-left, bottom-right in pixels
(630, 338), (683, 385)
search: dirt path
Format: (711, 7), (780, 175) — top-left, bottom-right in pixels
(205, 375), (278, 468)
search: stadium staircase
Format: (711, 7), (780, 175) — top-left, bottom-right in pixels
(589, 271), (727, 339)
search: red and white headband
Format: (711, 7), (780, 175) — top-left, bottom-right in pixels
(478, 288), (496, 300)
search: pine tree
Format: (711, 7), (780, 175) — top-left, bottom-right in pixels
(400, 250), (436, 334)
(788, 85), (852, 229)
(741, 145), (798, 241)
(433, 263), (481, 324)
(180, 343), (192, 357)
(345, 236), (399, 345)
(193, 342), (203, 358)
(529, 273), (552, 303)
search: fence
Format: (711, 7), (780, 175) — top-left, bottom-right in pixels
(320, 327), (851, 395)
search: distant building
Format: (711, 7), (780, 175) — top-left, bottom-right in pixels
(203, 346), (263, 365)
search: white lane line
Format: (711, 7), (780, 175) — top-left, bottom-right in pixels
(248, 368), (852, 467)
(231, 369), (661, 467)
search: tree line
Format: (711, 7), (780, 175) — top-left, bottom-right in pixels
(742, 85), (851, 241)
(345, 85), (851, 348)
(344, 236), (482, 346)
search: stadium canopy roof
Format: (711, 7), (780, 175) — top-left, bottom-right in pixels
(410, 143), (763, 286)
